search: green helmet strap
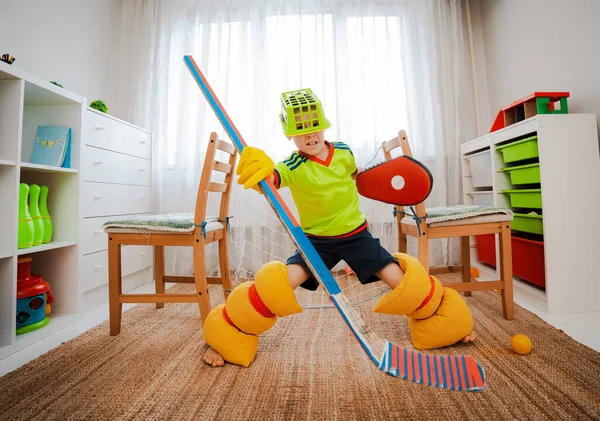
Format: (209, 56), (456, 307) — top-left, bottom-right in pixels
(279, 88), (331, 136)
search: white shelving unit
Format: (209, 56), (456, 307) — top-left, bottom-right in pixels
(461, 113), (600, 315)
(0, 62), (154, 365)
(0, 61), (84, 360)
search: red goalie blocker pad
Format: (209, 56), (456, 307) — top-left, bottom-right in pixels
(356, 156), (433, 206)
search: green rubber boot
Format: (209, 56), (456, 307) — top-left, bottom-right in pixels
(29, 184), (44, 247)
(39, 185), (53, 244)
(18, 183), (34, 249)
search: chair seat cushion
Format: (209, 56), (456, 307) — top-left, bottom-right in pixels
(103, 213), (224, 234)
(402, 205), (513, 227)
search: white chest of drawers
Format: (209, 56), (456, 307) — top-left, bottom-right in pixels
(79, 108), (153, 305)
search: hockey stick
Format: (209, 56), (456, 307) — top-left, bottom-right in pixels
(184, 55), (485, 391)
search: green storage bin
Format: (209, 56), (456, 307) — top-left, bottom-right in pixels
(501, 163), (541, 185)
(502, 188), (543, 208)
(496, 135), (539, 163)
(511, 213), (544, 235)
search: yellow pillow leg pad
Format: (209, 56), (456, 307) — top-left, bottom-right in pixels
(254, 261), (303, 317)
(225, 281), (277, 335)
(373, 252), (437, 316)
(202, 260), (303, 367)
(371, 252), (474, 350)
(408, 287), (473, 350)
(202, 304), (259, 368)
(407, 275), (444, 320)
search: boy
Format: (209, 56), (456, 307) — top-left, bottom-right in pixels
(203, 89), (475, 367)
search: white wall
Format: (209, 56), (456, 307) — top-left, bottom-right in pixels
(474, 0), (600, 132)
(0, 0), (123, 117)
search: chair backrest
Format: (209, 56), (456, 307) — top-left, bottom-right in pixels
(381, 129), (426, 219)
(194, 132), (238, 227)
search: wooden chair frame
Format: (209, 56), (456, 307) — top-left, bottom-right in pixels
(382, 130), (514, 320)
(107, 132), (237, 335)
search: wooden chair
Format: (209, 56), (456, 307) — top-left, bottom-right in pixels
(382, 130), (514, 320)
(105, 132), (237, 335)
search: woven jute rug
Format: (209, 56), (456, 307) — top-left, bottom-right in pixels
(0, 274), (599, 421)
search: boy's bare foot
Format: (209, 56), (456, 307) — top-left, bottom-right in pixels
(203, 346), (225, 367)
(461, 331), (477, 343)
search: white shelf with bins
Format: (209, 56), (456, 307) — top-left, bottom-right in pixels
(461, 113), (600, 315)
(0, 60), (84, 361)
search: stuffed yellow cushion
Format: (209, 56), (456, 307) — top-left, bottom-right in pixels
(408, 287), (473, 350)
(406, 275), (444, 320)
(202, 304), (259, 367)
(225, 281), (277, 335)
(254, 261), (302, 317)
(373, 253), (434, 316)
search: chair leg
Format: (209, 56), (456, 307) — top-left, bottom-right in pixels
(418, 235), (430, 274)
(499, 223), (514, 320)
(218, 237), (232, 299)
(108, 236), (123, 335)
(461, 236), (472, 297)
(192, 238), (211, 322)
(154, 246), (165, 309)
(398, 231), (408, 254)
(397, 211), (408, 253)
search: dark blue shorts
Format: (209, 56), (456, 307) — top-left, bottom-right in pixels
(286, 225), (398, 291)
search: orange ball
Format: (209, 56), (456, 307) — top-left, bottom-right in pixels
(470, 267), (480, 278)
(511, 334), (532, 355)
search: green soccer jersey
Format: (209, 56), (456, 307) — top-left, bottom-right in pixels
(273, 141), (367, 237)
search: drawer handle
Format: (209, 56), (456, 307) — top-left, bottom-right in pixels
(93, 230), (104, 236)
(139, 140), (147, 144)
(94, 160), (104, 165)
(94, 195), (103, 200)
(140, 252), (148, 256)
(94, 125), (104, 131)
(139, 196), (146, 200)
(139, 168), (146, 172)
(93, 265), (104, 272)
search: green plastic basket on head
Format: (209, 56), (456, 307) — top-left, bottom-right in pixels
(279, 88), (331, 136)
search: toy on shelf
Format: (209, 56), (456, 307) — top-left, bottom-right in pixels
(29, 184), (44, 246)
(18, 183), (34, 249)
(90, 99), (108, 113)
(1, 53), (16, 65)
(40, 185), (53, 243)
(490, 92), (569, 133)
(16, 256), (54, 335)
(18, 184), (53, 248)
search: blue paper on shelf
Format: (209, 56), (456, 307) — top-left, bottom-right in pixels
(29, 126), (71, 168)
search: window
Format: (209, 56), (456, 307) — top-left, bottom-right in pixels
(163, 13), (410, 167)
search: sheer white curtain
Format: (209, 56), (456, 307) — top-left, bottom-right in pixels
(117, 0), (476, 275)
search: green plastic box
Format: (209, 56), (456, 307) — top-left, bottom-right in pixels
(502, 188), (543, 208)
(496, 135), (539, 163)
(501, 163), (541, 185)
(511, 213), (544, 235)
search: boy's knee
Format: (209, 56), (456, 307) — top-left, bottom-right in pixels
(202, 260), (303, 366)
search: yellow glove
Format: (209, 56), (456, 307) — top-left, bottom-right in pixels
(236, 146), (274, 191)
